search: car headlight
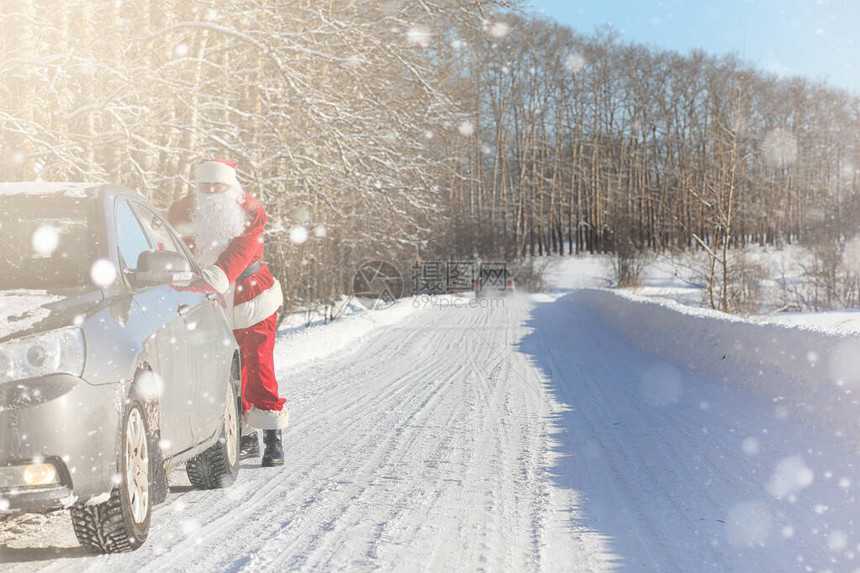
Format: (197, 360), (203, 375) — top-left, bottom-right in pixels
(0, 327), (85, 383)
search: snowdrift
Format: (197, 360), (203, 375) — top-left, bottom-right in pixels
(571, 289), (860, 447)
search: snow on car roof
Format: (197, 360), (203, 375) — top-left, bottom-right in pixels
(0, 182), (102, 198)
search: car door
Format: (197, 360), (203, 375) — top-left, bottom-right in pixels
(132, 201), (231, 444)
(114, 198), (196, 456)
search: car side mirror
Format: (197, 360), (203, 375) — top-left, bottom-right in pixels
(133, 250), (193, 286)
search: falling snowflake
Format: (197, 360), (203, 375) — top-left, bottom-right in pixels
(407, 26), (432, 48)
(458, 121), (475, 137)
(135, 370), (164, 400)
(32, 225), (60, 256)
(766, 455), (814, 499)
(488, 21), (510, 38)
(290, 226), (308, 245)
(742, 437), (760, 456)
(762, 128), (798, 166)
(90, 259), (117, 287)
(773, 405), (789, 420)
(565, 53), (587, 73)
(175, 43), (189, 57)
(828, 530), (847, 551)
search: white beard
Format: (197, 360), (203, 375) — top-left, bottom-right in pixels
(191, 186), (247, 266)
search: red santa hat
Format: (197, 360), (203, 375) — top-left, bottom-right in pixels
(197, 159), (239, 185)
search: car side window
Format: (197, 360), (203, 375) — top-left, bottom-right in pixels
(133, 202), (198, 271)
(134, 203), (180, 253)
(115, 200), (153, 272)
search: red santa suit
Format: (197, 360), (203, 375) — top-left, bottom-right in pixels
(168, 160), (288, 431)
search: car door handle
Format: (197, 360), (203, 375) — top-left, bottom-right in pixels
(206, 292), (218, 301)
(177, 304), (190, 316)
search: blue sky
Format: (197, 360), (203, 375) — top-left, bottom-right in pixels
(529, 0), (859, 94)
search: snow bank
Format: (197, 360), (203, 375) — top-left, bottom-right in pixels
(572, 288), (860, 447)
(273, 296), (423, 371)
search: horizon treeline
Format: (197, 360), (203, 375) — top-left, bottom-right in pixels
(2, 1), (858, 312)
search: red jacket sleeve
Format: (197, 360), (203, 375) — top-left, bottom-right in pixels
(166, 195), (192, 226)
(214, 198), (266, 284)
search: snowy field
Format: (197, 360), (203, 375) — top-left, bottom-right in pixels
(3, 255), (860, 571)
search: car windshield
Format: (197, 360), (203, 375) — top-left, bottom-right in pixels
(0, 196), (100, 290)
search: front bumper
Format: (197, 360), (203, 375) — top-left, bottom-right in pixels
(0, 456), (74, 513)
(0, 374), (121, 513)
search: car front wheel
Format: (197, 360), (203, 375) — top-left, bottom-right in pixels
(71, 400), (151, 553)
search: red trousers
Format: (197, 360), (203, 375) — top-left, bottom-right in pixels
(233, 312), (285, 413)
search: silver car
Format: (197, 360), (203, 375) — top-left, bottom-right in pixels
(0, 183), (241, 552)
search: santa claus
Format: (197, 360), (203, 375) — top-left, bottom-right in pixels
(168, 159), (287, 467)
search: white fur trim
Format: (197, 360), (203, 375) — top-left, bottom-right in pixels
(197, 161), (238, 185)
(201, 265), (230, 293)
(233, 278), (283, 329)
(244, 406), (289, 430)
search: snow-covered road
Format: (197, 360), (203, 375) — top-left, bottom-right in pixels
(2, 292), (859, 571)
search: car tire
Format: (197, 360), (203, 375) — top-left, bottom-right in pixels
(186, 379), (240, 489)
(71, 401), (151, 553)
(149, 432), (169, 505)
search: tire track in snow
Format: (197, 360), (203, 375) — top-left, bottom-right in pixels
(246, 304), (504, 571)
(144, 323), (457, 572)
(221, 323), (468, 572)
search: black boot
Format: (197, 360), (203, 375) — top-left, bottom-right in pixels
(239, 430), (260, 459)
(261, 430), (284, 467)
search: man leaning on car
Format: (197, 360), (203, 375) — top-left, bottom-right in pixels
(168, 160), (288, 467)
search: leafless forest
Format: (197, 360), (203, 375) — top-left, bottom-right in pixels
(2, 1), (859, 314)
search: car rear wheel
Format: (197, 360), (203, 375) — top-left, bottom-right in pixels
(186, 380), (240, 489)
(71, 401), (151, 553)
